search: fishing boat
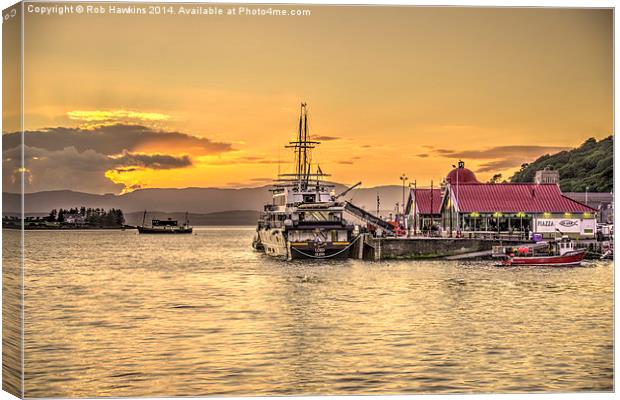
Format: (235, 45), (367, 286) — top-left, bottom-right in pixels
(252, 103), (359, 260)
(494, 236), (585, 266)
(137, 211), (193, 234)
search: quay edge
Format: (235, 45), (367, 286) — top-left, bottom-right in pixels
(354, 234), (530, 261)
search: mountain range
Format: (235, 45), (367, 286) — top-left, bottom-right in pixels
(4, 184), (405, 216)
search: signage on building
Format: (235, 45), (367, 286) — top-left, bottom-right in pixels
(534, 218), (595, 235)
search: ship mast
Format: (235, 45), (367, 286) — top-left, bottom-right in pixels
(284, 103), (322, 191)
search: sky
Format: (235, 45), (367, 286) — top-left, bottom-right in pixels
(3, 4), (613, 194)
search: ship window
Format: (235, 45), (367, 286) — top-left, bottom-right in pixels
(302, 211), (331, 222)
(303, 194), (316, 202)
(273, 195), (286, 206)
(328, 212), (342, 221)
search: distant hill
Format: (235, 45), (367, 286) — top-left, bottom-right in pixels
(510, 136), (613, 192)
(3, 184), (403, 215)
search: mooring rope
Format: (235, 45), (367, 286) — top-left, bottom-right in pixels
(290, 235), (362, 259)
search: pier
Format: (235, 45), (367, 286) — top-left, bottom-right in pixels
(353, 234), (529, 260)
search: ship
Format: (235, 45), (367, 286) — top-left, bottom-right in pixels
(137, 211), (193, 234)
(252, 103), (360, 260)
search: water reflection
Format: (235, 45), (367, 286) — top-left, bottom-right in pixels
(15, 228), (613, 397)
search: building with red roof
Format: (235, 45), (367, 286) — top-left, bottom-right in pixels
(440, 166), (596, 238)
(405, 188), (442, 233)
(406, 162), (597, 238)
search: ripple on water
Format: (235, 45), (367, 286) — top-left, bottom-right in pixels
(6, 228), (612, 397)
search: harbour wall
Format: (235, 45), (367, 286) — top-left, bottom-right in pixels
(355, 235), (527, 260)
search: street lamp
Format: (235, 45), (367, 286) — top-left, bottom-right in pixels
(451, 162), (462, 235)
(400, 174), (408, 215)
(585, 186), (589, 206)
(409, 181), (417, 236)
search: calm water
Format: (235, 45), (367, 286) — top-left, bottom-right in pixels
(5, 227), (614, 397)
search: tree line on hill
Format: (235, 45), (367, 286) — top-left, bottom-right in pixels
(510, 136), (613, 192)
(45, 207), (125, 226)
(3, 207), (126, 229)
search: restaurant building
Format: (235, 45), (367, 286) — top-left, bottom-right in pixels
(408, 163), (597, 239)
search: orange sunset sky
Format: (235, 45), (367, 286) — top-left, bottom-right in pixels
(3, 5), (613, 194)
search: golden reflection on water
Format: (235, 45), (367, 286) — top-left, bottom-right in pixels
(12, 228), (613, 397)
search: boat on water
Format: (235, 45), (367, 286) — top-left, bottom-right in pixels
(494, 236), (586, 266)
(252, 103), (359, 260)
(137, 211), (193, 234)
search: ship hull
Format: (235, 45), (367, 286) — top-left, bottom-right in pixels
(256, 227), (352, 260)
(257, 228), (289, 258)
(288, 242), (351, 260)
(137, 226), (193, 234)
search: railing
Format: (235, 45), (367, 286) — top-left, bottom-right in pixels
(437, 230), (529, 241)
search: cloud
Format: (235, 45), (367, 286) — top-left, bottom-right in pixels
(2, 124), (227, 193)
(313, 135), (341, 141)
(205, 155), (290, 166)
(3, 145), (194, 194)
(3, 124), (232, 157)
(416, 154), (429, 158)
(336, 156), (362, 165)
(432, 145), (569, 160)
(475, 158), (530, 173)
(67, 109), (171, 125)
(428, 145), (570, 173)
(110, 151), (192, 170)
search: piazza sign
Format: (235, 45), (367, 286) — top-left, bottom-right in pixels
(535, 218), (595, 235)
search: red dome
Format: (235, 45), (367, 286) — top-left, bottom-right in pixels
(446, 167), (478, 184)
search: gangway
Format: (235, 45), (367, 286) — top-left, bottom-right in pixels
(344, 201), (396, 233)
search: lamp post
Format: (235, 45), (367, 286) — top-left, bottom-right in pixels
(400, 174), (408, 215)
(585, 186), (589, 206)
(451, 162), (461, 236)
(430, 180), (434, 235)
(410, 181), (417, 236)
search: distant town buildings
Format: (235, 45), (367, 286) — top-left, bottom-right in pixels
(63, 213), (86, 225)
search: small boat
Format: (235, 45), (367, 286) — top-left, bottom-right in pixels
(495, 236), (586, 267)
(137, 211), (193, 234)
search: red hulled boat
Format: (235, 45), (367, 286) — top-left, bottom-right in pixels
(495, 236), (586, 267)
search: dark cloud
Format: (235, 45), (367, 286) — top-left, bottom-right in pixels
(336, 161), (354, 165)
(429, 145), (570, 173)
(3, 145), (194, 193)
(313, 135), (340, 141)
(432, 145), (569, 160)
(416, 154), (429, 158)
(3, 124), (232, 156)
(476, 158), (529, 173)
(209, 156), (290, 166)
(2, 124), (230, 193)
(112, 151), (192, 170)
